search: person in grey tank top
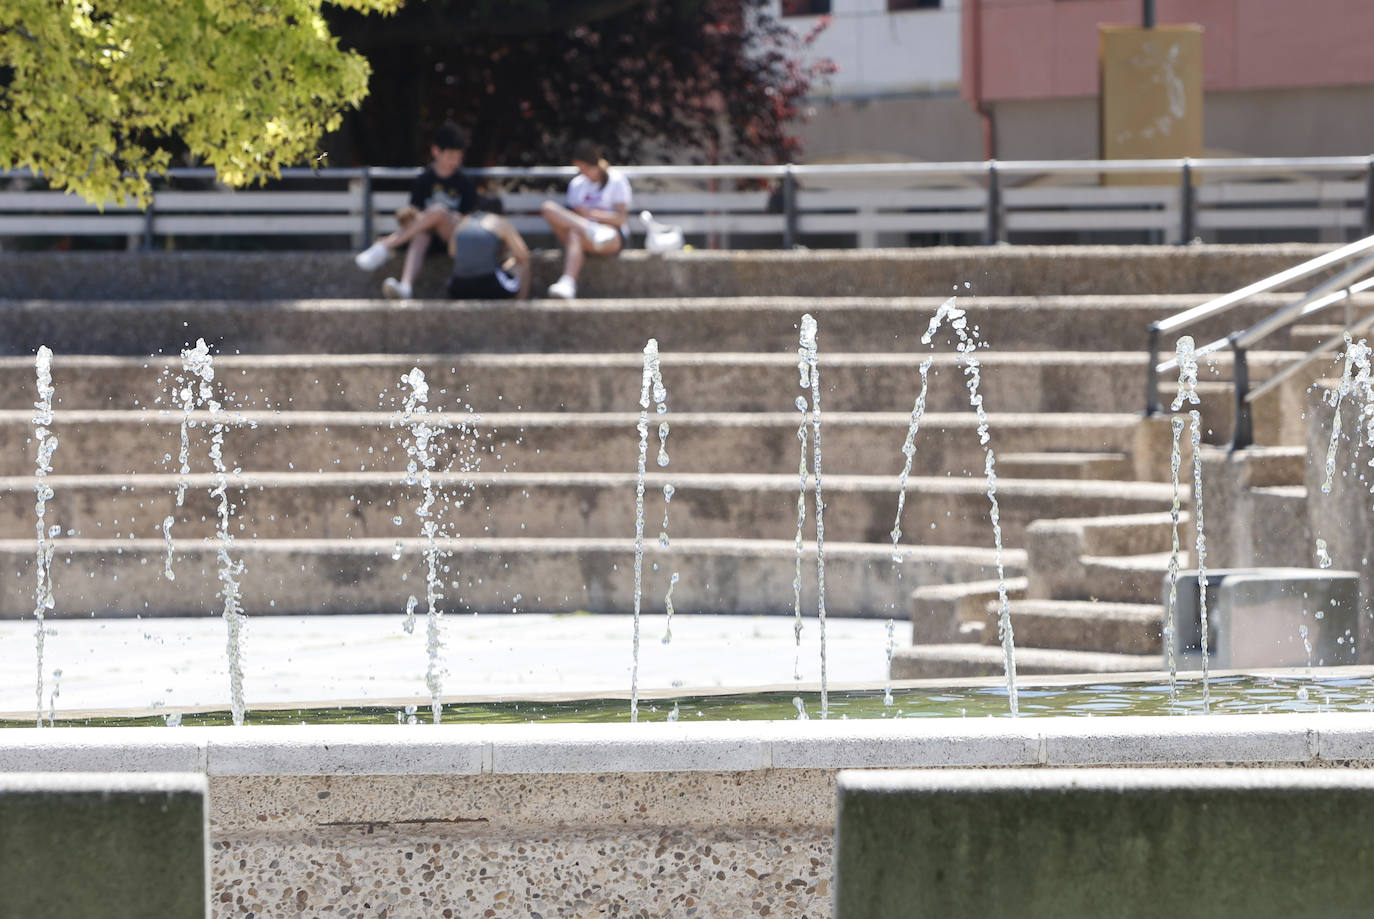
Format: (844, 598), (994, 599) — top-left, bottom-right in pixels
(446, 211), (531, 300)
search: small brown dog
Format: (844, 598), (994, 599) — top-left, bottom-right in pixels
(394, 204), (420, 231)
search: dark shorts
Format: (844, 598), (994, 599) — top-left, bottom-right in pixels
(447, 269), (519, 300)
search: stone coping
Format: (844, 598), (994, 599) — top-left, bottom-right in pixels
(5, 711), (1374, 776)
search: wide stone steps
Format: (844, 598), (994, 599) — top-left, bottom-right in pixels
(2, 245), (1336, 301)
(4, 294), (1362, 357)
(889, 643), (1163, 679)
(0, 537), (1025, 620)
(0, 410), (1145, 478)
(0, 472), (1176, 545)
(0, 350), (1304, 414)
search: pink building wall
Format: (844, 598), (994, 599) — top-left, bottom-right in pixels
(965, 0), (1374, 104)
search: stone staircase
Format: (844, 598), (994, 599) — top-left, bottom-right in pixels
(0, 246), (1366, 678)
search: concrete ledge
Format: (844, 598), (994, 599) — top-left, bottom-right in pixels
(0, 772), (208, 919)
(4, 712), (1374, 775)
(835, 767), (1374, 919)
(0, 245), (1340, 301)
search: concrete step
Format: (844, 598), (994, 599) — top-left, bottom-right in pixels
(0, 245), (1343, 301)
(996, 452), (1133, 480)
(0, 351), (1306, 413)
(1077, 552), (1174, 604)
(0, 536), (1025, 620)
(0, 409), (1144, 478)
(2, 294), (1359, 357)
(0, 471), (1178, 545)
(977, 599), (1162, 654)
(910, 577), (1031, 645)
(889, 643), (1163, 679)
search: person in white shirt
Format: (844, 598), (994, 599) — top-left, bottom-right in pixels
(540, 140), (631, 299)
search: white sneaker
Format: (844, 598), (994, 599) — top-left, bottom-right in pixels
(382, 277), (412, 300)
(354, 241), (389, 271)
(547, 276), (577, 299)
(585, 222), (618, 247)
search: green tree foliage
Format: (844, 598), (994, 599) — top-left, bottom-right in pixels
(327, 0), (834, 168)
(0, 0), (399, 204)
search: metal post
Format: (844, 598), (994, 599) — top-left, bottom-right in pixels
(1229, 342), (1253, 452)
(1179, 159), (1194, 245)
(985, 161), (1001, 245)
(782, 165), (798, 250)
(142, 197), (156, 251)
(1144, 324), (1163, 416)
(361, 168), (374, 245)
(1363, 156), (1374, 238)
(1143, 0), (1155, 27)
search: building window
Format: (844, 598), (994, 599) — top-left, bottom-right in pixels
(888, 0), (940, 9)
(781, 0), (831, 15)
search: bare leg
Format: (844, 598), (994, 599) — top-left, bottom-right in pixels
(541, 201), (619, 281)
(400, 234), (429, 288)
(382, 204), (454, 251)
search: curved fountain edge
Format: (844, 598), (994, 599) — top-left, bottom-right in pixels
(6, 712), (1374, 775)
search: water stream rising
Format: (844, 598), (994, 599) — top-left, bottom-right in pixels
(630, 340), (668, 722)
(921, 298), (1018, 715)
(1169, 336), (1209, 711)
(399, 368), (447, 724)
(889, 357), (935, 560)
(180, 339), (249, 725)
(791, 394), (809, 686)
(32, 346), (58, 727)
(799, 315), (830, 718)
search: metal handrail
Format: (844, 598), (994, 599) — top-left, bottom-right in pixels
(1145, 234), (1374, 450)
(1144, 232), (1374, 416)
(4, 154), (1373, 251)
(1245, 276), (1374, 404)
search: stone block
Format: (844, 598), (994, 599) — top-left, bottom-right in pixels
(1168, 567), (1359, 668)
(835, 767), (1374, 919)
(0, 772), (207, 919)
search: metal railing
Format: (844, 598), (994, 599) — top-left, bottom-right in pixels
(1145, 232), (1374, 450)
(2, 155), (1373, 250)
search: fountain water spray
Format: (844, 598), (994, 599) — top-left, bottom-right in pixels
(799, 315), (831, 718)
(791, 393), (809, 686)
(399, 368), (447, 724)
(883, 619), (895, 707)
(1164, 414), (1186, 701)
(921, 298), (1018, 715)
(178, 340), (250, 726)
(889, 357), (935, 560)
(164, 348), (204, 581)
(630, 339), (668, 723)
(1322, 334), (1372, 495)
(32, 346), (58, 727)
(1168, 336), (1209, 711)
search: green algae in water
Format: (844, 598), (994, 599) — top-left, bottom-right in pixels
(7, 674), (1374, 728)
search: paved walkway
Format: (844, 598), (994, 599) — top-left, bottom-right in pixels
(0, 613), (910, 716)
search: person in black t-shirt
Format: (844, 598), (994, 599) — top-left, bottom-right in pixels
(354, 122), (477, 300)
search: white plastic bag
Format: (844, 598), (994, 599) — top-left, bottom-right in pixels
(640, 210), (685, 254)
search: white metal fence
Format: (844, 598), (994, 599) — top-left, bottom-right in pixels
(2, 156), (1372, 249)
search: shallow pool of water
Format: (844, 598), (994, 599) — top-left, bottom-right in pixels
(8, 672), (1374, 727)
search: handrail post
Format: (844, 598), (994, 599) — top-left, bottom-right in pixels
(361, 168), (374, 245)
(1144, 323), (1163, 416)
(1178, 158), (1194, 245)
(1364, 156), (1374, 238)
(985, 160), (1001, 245)
(141, 196), (156, 252)
(1229, 340), (1253, 452)
(782, 164), (798, 250)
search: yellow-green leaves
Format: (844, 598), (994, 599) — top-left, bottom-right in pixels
(0, 0), (398, 205)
